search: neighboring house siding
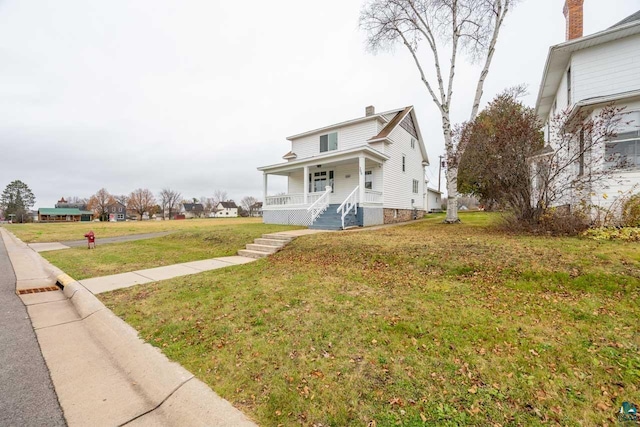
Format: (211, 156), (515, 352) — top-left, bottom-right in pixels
(572, 34), (640, 102)
(289, 120), (379, 160)
(382, 125), (425, 210)
(589, 100), (640, 210)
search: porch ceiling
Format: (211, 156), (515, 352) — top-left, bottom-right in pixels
(258, 145), (389, 175)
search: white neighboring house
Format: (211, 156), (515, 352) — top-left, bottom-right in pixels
(179, 203), (204, 219)
(258, 105), (430, 229)
(424, 186), (443, 213)
(533, 2), (640, 211)
(212, 201), (238, 218)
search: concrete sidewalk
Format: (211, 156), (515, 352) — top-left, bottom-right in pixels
(1, 228), (257, 427)
(81, 256), (255, 294)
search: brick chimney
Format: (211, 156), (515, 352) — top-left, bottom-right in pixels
(563, 0), (584, 41)
(365, 105), (375, 116)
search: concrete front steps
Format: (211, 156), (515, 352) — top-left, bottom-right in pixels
(237, 233), (294, 259)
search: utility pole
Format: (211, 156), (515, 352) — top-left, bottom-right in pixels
(438, 155), (444, 193)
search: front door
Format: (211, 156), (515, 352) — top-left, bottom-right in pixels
(309, 170), (334, 192)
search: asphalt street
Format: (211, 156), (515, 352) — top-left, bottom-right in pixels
(0, 234), (66, 426)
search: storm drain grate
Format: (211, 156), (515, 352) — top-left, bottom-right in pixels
(18, 286), (61, 295)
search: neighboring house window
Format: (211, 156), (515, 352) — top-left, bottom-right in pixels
(604, 130), (640, 170)
(411, 138), (415, 149)
(364, 170), (372, 190)
(320, 132), (338, 153)
(117, 214), (125, 220)
(402, 155), (406, 172)
(567, 67), (571, 106)
(309, 171), (334, 192)
(112, 207), (116, 212)
(119, 207), (123, 212)
(412, 179), (419, 194)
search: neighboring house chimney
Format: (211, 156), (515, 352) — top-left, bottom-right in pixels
(365, 105), (375, 116)
(563, 0), (584, 41)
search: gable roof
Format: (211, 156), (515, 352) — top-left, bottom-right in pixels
(535, 10), (640, 121)
(219, 201), (237, 209)
(610, 10), (640, 29)
(368, 107), (430, 166)
(368, 107), (412, 141)
(286, 107), (405, 141)
(39, 208), (93, 216)
(182, 203), (203, 212)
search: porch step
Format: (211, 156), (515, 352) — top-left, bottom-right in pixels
(238, 249), (270, 259)
(309, 205), (358, 230)
(254, 238), (287, 247)
(237, 233), (297, 259)
(246, 243), (280, 254)
(261, 233), (294, 242)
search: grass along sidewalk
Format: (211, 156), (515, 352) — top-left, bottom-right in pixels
(2, 217), (264, 243)
(42, 223), (302, 280)
(101, 212), (640, 426)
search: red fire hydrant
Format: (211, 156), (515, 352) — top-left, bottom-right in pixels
(84, 231), (96, 249)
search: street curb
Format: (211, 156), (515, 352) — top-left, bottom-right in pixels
(2, 229), (257, 426)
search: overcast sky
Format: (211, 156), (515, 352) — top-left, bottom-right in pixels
(1, 0), (638, 208)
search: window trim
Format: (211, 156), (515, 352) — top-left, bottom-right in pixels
(364, 170), (373, 190)
(410, 138), (415, 149)
(412, 179), (419, 194)
(402, 154), (406, 172)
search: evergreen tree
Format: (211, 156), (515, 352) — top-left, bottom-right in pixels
(0, 180), (36, 222)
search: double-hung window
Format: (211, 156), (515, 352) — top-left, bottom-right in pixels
(402, 155), (406, 172)
(605, 130), (640, 170)
(365, 170), (373, 189)
(320, 132), (338, 153)
(410, 138), (415, 149)
(412, 179), (419, 194)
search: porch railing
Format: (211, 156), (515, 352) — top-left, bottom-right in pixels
(265, 192), (322, 207)
(364, 190), (383, 204)
(307, 186), (332, 223)
(337, 186), (359, 229)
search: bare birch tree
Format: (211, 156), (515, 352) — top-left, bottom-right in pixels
(128, 188), (156, 221)
(360, 0), (515, 222)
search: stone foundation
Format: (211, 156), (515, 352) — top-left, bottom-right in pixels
(383, 208), (425, 224)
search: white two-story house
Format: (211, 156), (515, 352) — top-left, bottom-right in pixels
(534, 1), (640, 212)
(258, 105), (430, 229)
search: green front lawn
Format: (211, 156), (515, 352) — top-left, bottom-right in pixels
(42, 223), (301, 279)
(101, 213), (640, 425)
(3, 217), (264, 243)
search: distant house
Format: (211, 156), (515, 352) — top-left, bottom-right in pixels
(532, 3), (640, 212)
(106, 201), (127, 221)
(38, 208), (93, 222)
(424, 187), (443, 213)
(249, 201), (263, 217)
(55, 197), (88, 211)
(212, 201), (238, 218)
(180, 203), (204, 219)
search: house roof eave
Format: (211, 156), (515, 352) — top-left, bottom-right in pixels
(258, 145), (390, 173)
(535, 19), (640, 122)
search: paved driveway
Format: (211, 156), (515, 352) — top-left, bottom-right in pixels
(0, 234), (66, 426)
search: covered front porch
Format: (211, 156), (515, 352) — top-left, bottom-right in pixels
(258, 146), (388, 227)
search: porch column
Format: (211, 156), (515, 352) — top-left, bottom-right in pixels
(358, 155), (365, 204)
(263, 173), (268, 205)
(303, 165), (309, 204)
